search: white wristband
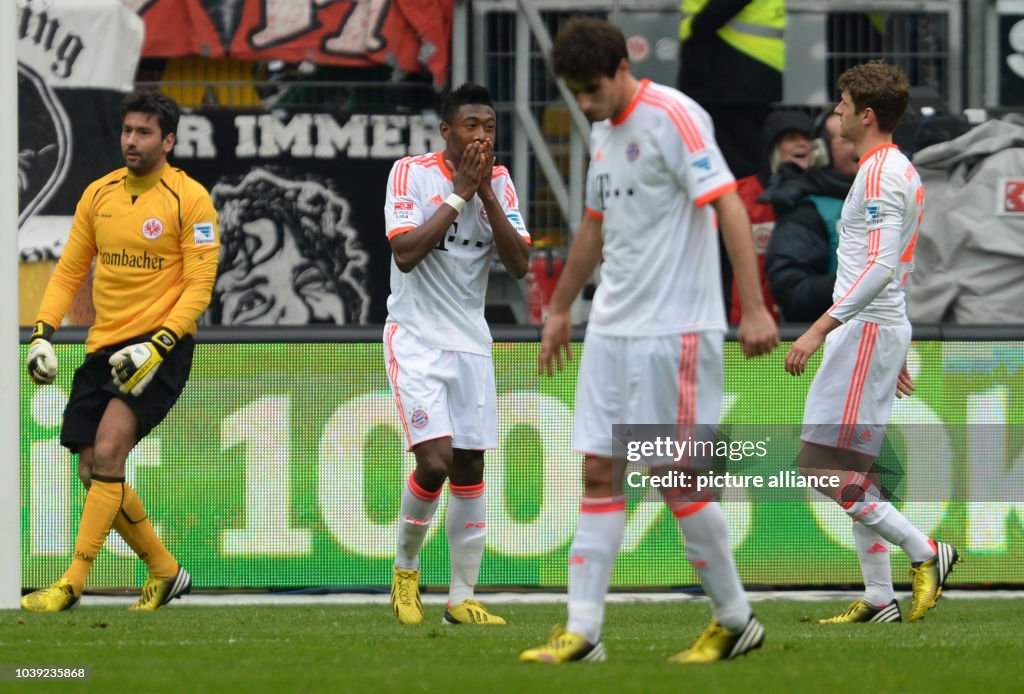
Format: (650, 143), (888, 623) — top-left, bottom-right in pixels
(444, 193), (467, 214)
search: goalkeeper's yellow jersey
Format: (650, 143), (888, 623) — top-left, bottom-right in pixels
(36, 164), (220, 353)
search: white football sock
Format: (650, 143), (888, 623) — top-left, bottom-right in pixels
(836, 474), (934, 563)
(395, 473), (441, 570)
(446, 481), (486, 606)
(676, 502), (750, 631)
(852, 521), (895, 606)
(566, 496), (626, 644)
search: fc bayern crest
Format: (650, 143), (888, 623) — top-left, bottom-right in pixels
(626, 140), (640, 162)
(410, 408), (429, 429)
(142, 217), (164, 240)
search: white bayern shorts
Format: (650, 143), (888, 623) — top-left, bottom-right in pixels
(383, 323), (498, 451)
(801, 319), (911, 457)
(572, 331), (724, 461)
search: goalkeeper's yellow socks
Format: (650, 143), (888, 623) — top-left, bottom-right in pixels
(63, 478), (125, 595)
(112, 484), (178, 579)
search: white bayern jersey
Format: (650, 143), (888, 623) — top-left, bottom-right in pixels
(384, 151), (530, 355)
(829, 144), (924, 325)
(584, 79), (735, 336)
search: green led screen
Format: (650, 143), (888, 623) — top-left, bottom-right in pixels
(19, 340), (1024, 590)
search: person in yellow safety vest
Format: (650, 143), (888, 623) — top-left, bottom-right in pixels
(678, 0), (786, 179)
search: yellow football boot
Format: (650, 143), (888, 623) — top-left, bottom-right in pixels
(391, 566), (423, 625)
(818, 599), (901, 624)
(668, 615), (764, 664)
(442, 599), (507, 625)
(909, 541), (960, 622)
(21, 578), (79, 613)
(520, 625), (606, 663)
(130, 566), (192, 611)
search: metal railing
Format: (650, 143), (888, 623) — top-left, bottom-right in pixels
(462, 0), (969, 246)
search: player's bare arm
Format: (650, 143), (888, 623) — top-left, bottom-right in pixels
(784, 312), (841, 376)
(389, 141), (487, 272)
(478, 140), (530, 278)
(714, 190), (780, 357)
(538, 213), (604, 376)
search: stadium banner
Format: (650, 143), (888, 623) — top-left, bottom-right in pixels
(17, 0), (143, 260)
(20, 339), (1024, 591)
(999, 0), (1024, 106)
(129, 0), (453, 87)
(173, 109), (445, 326)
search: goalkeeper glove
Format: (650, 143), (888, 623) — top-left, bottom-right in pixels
(26, 321), (57, 385)
(108, 327), (178, 396)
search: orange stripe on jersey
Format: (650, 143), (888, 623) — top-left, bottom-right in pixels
(864, 147), (889, 199)
(640, 87), (704, 150)
(492, 165), (510, 179)
(639, 89), (704, 153)
(520, 233), (533, 245)
(392, 159), (409, 196)
(393, 152), (451, 195)
(387, 225), (416, 240)
(900, 230), (918, 263)
(901, 186), (925, 262)
(830, 228), (880, 313)
(430, 151), (452, 180)
(610, 79), (650, 126)
(857, 143), (899, 167)
(584, 207), (604, 220)
(694, 181), (738, 207)
(867, 226), (880, 264)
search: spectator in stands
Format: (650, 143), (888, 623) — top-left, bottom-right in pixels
(728, 109), (813, 323)
(764, 112), (859, 322)
(678, 0), (786, 178)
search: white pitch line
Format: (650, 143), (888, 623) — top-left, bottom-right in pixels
(78, 590), (1024, 608)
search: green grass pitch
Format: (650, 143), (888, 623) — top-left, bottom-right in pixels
(2, 599), (1022, 692)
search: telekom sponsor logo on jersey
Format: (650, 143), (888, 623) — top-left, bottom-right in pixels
(141, 217), (164, 240)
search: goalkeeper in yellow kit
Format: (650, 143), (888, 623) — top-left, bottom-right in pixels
(22, 91), (220, 612)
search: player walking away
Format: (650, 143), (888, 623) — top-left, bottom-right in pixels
(22, 91), (219, 612)
(520, 17), (778, 664)
(384, 83), (531, 626)
(784, 61), (959, 624)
